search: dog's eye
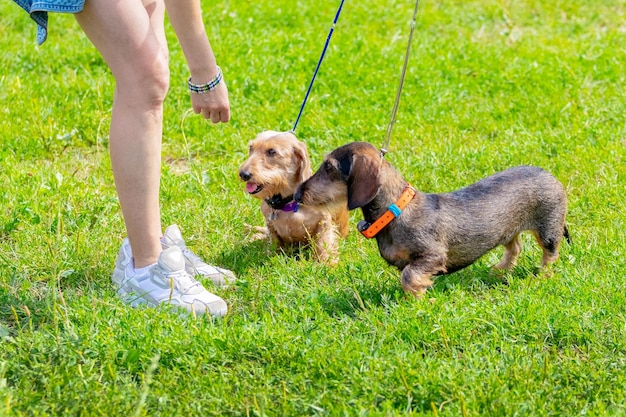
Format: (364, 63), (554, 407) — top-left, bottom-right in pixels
(248, 146), (254, 154)
(323, 161), (334, 172)
(266, 148), (277, 157)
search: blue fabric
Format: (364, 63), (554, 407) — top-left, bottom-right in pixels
(13, 0), (85, 45)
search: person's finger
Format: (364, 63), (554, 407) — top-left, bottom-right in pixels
(221, 109), (230, 123)
(211, 111), (220, 124)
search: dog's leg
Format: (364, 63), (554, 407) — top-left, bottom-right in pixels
(244, 224), (270, 242)
(400, 255), (447, 297)
(532, 230), (561, 269)
(493, 234), (522, 270)
(266, 223), (286, 252)
(313, 220), (339, 265)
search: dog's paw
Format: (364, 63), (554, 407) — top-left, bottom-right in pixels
(244, 223), (270, 242)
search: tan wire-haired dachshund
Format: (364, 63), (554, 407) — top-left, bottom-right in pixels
(294, 141), (570, 296)
(238, 131), (349, 264)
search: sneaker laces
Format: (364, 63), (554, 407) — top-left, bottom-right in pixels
(167, 268), (203, 295)
(179, 245), (204, 266)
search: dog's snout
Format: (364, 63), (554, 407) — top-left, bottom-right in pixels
(239, 170), (252, 181)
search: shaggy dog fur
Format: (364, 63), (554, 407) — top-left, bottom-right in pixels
(239, 131), (349, 264)
(295, 142), (570, 295)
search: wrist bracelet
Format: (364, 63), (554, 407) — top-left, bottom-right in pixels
(188, 66), (223, 94)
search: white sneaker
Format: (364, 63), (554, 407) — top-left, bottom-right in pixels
(161, 224), (236, 287)
(113, 242), (228, 317)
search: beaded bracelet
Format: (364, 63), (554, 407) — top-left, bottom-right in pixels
(188, 66), (223, 94)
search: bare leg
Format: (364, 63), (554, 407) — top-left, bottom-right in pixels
(75, 0), (169, 267)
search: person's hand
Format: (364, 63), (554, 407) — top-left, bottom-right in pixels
(190, 79), (230, 123)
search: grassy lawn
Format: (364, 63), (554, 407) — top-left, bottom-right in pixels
(1, 0), (625, 415)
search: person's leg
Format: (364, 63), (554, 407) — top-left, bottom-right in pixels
(74, 0), (229, 316)
(75, 0), (168, 267)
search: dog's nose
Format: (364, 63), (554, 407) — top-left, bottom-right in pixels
(239, 170), (251, 181)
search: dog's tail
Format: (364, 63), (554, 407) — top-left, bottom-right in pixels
(563, 224), (571, 244)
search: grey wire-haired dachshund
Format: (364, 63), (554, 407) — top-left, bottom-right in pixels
(294, 142), (570, 296)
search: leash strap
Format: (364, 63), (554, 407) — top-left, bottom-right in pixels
(357, 184), (416, 238)
(380, 0), (420, 158)
(291, 0), (346, 133)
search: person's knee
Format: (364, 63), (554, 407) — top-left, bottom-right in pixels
(141, 54), (170, 106)
(116, 52), (170, 107)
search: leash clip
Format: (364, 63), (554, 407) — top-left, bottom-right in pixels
(357, 220), (371, 233)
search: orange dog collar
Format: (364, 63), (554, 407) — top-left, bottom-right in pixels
(357, 184), (416, 239)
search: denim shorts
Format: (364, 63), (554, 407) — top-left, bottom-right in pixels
(13, 0), (85, 45)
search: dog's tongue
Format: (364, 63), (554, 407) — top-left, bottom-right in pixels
(245, 182), (258, 193)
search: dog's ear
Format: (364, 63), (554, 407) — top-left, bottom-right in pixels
(293, 140), (312, 184)
(347, 153), (380, 210)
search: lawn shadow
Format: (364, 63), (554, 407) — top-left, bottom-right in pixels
(316, 282), (406, 318)
(211, 237), (328, 276)
(313, 262), (539, 318)
(210, 238), (272, 273)
(431, 261), (544, 294)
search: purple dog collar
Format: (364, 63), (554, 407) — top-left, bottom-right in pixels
(266, 194), (299, 212)
(281, 201), (299, 213)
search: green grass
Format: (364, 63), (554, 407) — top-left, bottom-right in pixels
(1, 0), (625, 415)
